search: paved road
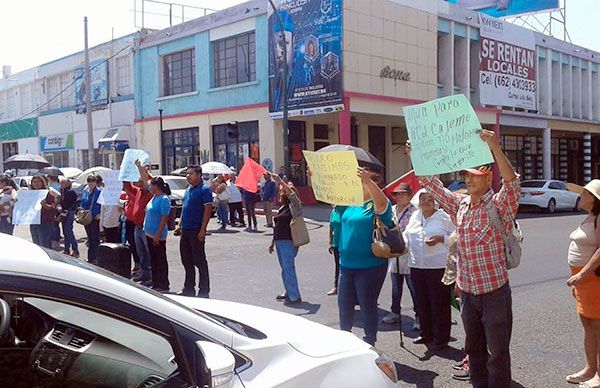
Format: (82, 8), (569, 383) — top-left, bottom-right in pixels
(13, 208), (588, 387)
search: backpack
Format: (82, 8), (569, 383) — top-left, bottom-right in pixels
(485, 201), (523, 270)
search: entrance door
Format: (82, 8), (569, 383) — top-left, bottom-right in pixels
(368, 126), (386, 181)
(288, 121), (307, 186)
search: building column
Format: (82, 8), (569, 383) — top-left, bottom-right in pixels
(523, 137), (533, 180)
(584, 132), (592, 183)
(559, 138), (568, 181)
(536, 136), (544, 179)
(338, 97), (351, 145)
(543, 128), (552, 180)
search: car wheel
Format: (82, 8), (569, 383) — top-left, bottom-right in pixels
(574, 198), (581, 212)
(546, 198), (556, 214)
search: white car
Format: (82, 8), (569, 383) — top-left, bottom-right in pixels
(13, 176), (32, 189)
(0, 234), (398, 387)
(519, 180), (581, 213)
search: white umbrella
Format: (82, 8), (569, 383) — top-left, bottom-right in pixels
(60, 167), (83, 179)
(201, 162), (231, 175)
(75, 166), (111, 185)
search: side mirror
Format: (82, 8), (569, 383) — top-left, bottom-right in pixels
(195, 341), (235, 388)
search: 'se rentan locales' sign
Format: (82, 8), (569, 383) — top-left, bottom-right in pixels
(403, 94), (494, 176)
(303, 150), (363, 206)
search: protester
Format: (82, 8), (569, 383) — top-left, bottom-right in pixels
(101, 202), (122, 243)
(227, 173), (245, 227)
(327, 205), (343, 296)
(175, 165), (213, 297)
(242, 186), (260, 232)
(411, 129), (520, 387)
(269, 173), (304, 305)
(123, 175), (153, 283)
(404, 191), (455, 350)
(122, 188), (141, 273)
(565, 180), (600, 386)
(81, 175), (102, 263)
(47, 174), (62, 250)
(213, 175), (229, 230)
(29, 175), (55, 248)
(261, 173), (277, 228)
(59, 178), (79, 258)
(0, 176), (17, 235)
(138, 160), (171, 292)
(382, 182), (419, 326)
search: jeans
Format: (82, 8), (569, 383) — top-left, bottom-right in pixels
(52, 221), (61, 242)
(338, 264), (387, 345)
(180, 228), (210, 297)
(61, 211), (78, 254)
(275, 240), (300, 301)
(245, 201), (257, 228)
(411, 268), (451, 345)
(125, 220), (140, 265)
(263, 201), (274, 226)
(84, 219), (100, 262)
(391, 271), (418, 316)
(30, 223), (52, 248)
(228, 202), (244, 225)
(104, 226), (120, 243)
(146, 236), (169, 290)
(134, 225), (151, 278)
(461, 282), (513, 388)
(0, 216), (14, 235)
(217, 202), (228, 227)
(332, 247), (340, 288)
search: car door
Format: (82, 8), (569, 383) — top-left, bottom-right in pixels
(546, 181), (562, 208)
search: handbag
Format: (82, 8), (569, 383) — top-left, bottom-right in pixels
(372, 215), (406, 259)
(290, 216), (310, 247)
(75, 209), (93, 226)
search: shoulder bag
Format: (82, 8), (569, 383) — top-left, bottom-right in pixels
(291, 216), (310, 247)
(372, 214), (406, 259)
(76, 189), (98, 226)
(486, 201), (523, 270)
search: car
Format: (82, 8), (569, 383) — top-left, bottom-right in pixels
(12, 176), (32, 189)
(519, 180), (581, 213)
(157, 175), (191, 224)
(0, 234), (397, 387)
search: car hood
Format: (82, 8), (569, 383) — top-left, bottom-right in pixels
(169, 189), (186, 200)
(167, 296), (371, 358)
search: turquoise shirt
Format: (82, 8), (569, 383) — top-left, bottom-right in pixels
(339, 200), (393, 269)
(143, 194), (171, 240)
(329, 207), (344, 248)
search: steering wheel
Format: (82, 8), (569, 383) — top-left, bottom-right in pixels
(0, 299), (11, 339)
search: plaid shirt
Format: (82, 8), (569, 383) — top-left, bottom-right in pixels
(421, 176), (521, 295)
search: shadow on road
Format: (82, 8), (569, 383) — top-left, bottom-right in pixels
(395, 362), (438, 388)
(208, 228), (241, 234)
(285, 301), (321, 316)
(420, 345), (464, 363)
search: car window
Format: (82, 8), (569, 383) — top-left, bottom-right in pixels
(521, 181), (546, 188)
(548, 182), (564, 190)
(163, 178), (189, 190)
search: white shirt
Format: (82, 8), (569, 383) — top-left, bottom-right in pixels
(568, 217), (598, 267)
(403, 209), (456, 269)
(227, 181), (242, 203)
(101, 205), (122, 229)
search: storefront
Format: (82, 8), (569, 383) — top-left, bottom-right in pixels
(212, 121), (260, 171)
(40, 133), (74, 168)
(161, 127), (200, 174)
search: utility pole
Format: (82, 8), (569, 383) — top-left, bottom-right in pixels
(84, 17), (94, 169)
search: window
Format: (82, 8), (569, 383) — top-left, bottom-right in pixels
(116, 56), (132, 96)
(163, 49), (196, 96)
(162, 128), (200, 174)
(548, 181), (565, 190)
(212, 121), (259, 170)
(46, 76), (60, 110)
(80, 149), (110, 169)
(43, 151), (70, 168)
(2, 142), (18, 160)
(60, 73), (72, 108)
(213, 31), (256, 87)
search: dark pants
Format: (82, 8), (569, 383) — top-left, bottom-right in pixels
(229, 202), (245, 225)
(245, 202), (257, 228)
(125, 220), (140, 265)
(332, 247), (340, 288)
(30, 223), (52, 248)
(52, 221), (61, 242)
(104, 226), (121, 243)
(84, 219), (100, 262)
(0, 216), (14, 235)
(461, 282), (513, 388)
(61, 211), (78, 254)
(338, 264), (387, 345)
(146, 237), (169, 290)
(411, 268), (451, 346)
(180, 228), (210, 297)
(391, 271), (417, 316)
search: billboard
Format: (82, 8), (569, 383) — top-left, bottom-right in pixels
(268, 0), (343, 118)
(479, 14), (537, 110)
(40, 134), (74, 152)
(446, 0), (559, 18)
(74, 59), (108, 113)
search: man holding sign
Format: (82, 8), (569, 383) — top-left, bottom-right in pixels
(408, 128), (520, 388)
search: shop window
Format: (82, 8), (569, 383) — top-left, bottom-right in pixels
(2, 142), (18, 161)
(43, 151), (70, 168)
(213, 31), (256, 88)
(313, 124), (329, 140)
(288, 121), (307, 186)
(162, 127), (200, 174)
(80, 149), (110, 169)
(212, 121), (259, 171)
(163, 49), (196, 96)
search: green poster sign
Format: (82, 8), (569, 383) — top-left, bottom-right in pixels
(0, 118), (38, 142)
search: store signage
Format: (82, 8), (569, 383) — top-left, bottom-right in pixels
(40, 134), (74, 152)
(379, 66), (411, 82)
(446, 0), (559, 19)
(74, 59), (109, 114)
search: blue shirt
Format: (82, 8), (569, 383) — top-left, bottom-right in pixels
(81, 187), (101, 218)
(329, 207), (344, 248)
(181, 183), (213, 230)
(144, 194), (171, 240)
(338, 200), (393, 269)
(261, 180), (277, 202)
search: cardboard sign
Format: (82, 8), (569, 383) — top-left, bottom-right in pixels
(12, 190), (48, 225)
(118, 149), (149, 182)
(97, 170), (122, 206)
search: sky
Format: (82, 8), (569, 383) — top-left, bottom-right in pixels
(0, 0), (598, 75)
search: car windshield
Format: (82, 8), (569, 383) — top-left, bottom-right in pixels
(521, 181), (546, 188)
(163, 178), (189, 190)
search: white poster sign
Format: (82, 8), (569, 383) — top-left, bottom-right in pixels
(12, 190), (49, 225)
(479, 14), (537, 110)
(97, 170), (122, 206)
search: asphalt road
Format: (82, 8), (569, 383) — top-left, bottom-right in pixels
(13, 208), (589, 387)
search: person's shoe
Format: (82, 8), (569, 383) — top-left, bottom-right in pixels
(253, 226), (258, 232)
(245, 227), (253, 232)
(382, 312), (400, 324)
(177, 289), (195, 297)
(276, 293), (287, 301)
(132, 273), (151, 282)
(452, 364), (470, 381)
(566, 373), (596, 384)
(412, 336), (430, 345)
(452, 356), (469, 370)
(219, 225), (226, 231)
(70, 252), (80, 259)
(284, 297), (302, 305)
(413, 317), (421, 331)
(197, 291), (209, 298)
(152, 287), (170, 294)
(141, 279), (153, 287)
(63, 250), (71, 256)
(327, 287), (337, 296)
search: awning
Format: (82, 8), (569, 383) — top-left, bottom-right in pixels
(98, 127), (130, 152)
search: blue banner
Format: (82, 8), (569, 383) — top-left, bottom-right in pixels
(74, 60), (108, 113)
(446, 0), (559, 18)
(268, 0), (344, 118)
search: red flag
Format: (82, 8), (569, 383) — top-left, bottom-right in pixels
(236, 158), (267, 193)
(383, 170), (421, 203)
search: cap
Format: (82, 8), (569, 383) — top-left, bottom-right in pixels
(392, 182), (413, 194)
(460, 166), (493, 176)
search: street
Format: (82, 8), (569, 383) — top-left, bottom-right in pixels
(11, 207), (587, 387)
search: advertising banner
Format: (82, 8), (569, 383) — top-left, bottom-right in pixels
(446, 0), (559, 18)
(268, 0), (344, 119)
(40, 134), (74, 152)
(74, 59), (108, 113)
(478, 14), (537, 110)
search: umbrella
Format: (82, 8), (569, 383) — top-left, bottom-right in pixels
(75, 166), (111, 185)
(170, 167), (188, 176)
(60, 167), (83, 179)
(316, 144), (384, 169)
(201, 162), (232, 175)
(39, 166), (64, 177)
(3, 154), (51, 170)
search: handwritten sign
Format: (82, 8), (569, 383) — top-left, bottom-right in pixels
(118, 149), (149, 182)
(303, 151), (363, 206)
(403, 95), (493, 175)
(97, 170), (122, 206)
(12, 190), (48, 225)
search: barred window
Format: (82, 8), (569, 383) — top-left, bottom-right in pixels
(213, 31), (256, 88)
(116, 56), (132, 96)
(163, 49), (196, 96)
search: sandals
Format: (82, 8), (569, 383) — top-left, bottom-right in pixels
(578, 382), (600, 388)
(566, 373), (596, 385)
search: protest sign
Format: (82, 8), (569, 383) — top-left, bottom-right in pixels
(12, 190), (48, 225)
(97, 170), (122, 206)
(118, 149), (149, 182)
(236, 158), (267, 193)
(303, 151), (363, 206)
(403, 95), (494, 176)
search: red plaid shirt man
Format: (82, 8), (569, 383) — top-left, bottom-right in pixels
(421, 176), (521, 295)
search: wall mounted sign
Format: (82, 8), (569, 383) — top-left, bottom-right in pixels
(380, 66), (411, 82)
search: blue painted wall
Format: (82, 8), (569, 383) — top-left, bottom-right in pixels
(135, 14), (268, 119)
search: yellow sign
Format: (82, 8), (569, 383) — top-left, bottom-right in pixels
(303, 150), (363, 206)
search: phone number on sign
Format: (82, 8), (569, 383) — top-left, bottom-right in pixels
(490, 74), (536, 93)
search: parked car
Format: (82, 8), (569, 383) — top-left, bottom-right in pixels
(519, 180), (581, 213)
(157, 175), (190, 223)
(12, 176), (32, 189)
(0, 234), (398, 387)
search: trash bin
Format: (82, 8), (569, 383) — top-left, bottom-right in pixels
(96, 243), (131, 278)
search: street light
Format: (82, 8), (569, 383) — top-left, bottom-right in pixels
(158, 104), (164, 173)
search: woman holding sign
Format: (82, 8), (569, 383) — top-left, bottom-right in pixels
(29, 175), (56, 248)
(81, 175), (102, 263)
(0, 176), (17, 235)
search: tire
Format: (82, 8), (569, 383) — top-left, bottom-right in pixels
(546, 198), (556, 214)
(574, 198), (581, 212)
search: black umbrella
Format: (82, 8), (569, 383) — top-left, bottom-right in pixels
(39, 166), (64, 177)
(3, 154), (51, 170)
(316, 144), (384, 169)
